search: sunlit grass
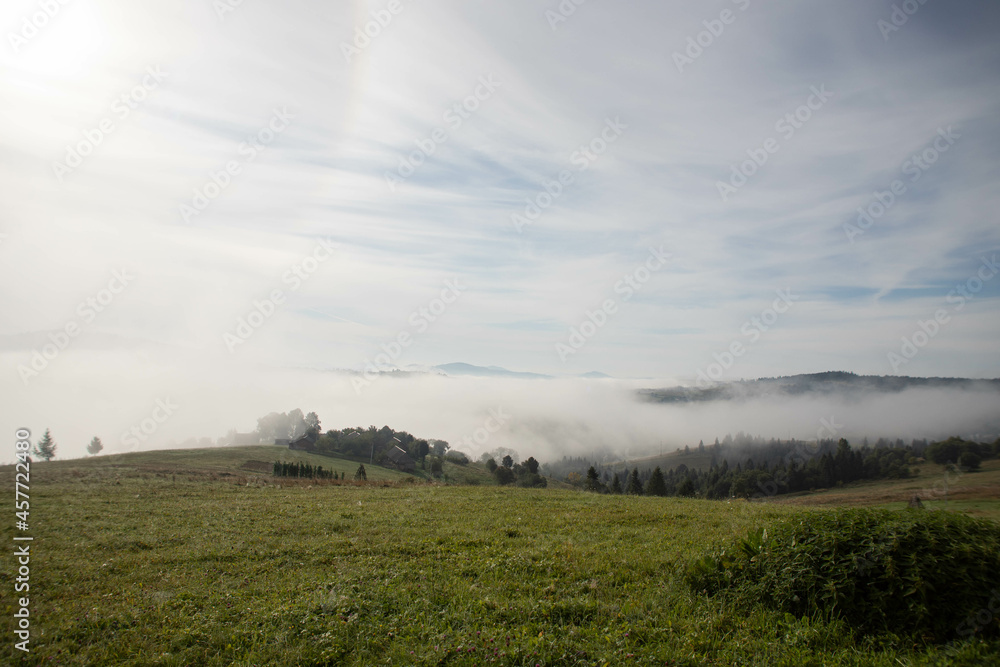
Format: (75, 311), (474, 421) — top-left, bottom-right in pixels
(1, 453), (997, 665)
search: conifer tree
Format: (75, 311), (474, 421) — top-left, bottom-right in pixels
(625, 467), (643, 495)
(611, 473), (622, 494)
(645, 466), (667, 496)
(585, 466), (603, 492)
(34, 429), (57, 461)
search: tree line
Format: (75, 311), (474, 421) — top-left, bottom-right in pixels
(271, 461), (341, 479)
(575, 436), (999, 500)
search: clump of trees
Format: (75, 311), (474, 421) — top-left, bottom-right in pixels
(312, 426), (431, 468)
(925, 436), (996, 471)
(486, 454), (546, 487)
(272, 461), (339, 479)
(257, 409), (321, 441)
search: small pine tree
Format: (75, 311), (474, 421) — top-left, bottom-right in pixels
(625, 467), (643, 495)
(611, 473), (622, 494)
(34, 429), (57, 461)
(645, 466), (667, 496)
(355, 464), (367, 481)
(87, 436), (103, 456)
(586, 466), (603, 492)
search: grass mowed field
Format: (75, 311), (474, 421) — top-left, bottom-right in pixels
(2, 451), (998, 665)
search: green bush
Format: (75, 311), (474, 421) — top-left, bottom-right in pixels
(686, 508), (1000, 642)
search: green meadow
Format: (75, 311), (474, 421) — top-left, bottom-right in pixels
(2, 448), (999, 665)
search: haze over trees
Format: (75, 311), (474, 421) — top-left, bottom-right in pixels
(564, 434), (1000, 500)
(255, 409), (321, 441)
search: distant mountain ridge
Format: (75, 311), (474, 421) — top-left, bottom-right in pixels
(433, 363), (553, 379)
(639, 371), (1000, 403)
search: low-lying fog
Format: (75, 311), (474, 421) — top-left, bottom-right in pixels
(6, 363), (999, 463)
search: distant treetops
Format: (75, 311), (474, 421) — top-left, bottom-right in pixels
(483, 453), (546, 488)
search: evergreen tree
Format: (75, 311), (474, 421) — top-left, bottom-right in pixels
(610, 473), (622, 494)
(645, 466), (667, 496)
(585, 466), (603, 492)
(625, 468), (643, 495)
(355, 464), (367, 481)
(86, 436), (103, 456)
(34, 429), (57, 461)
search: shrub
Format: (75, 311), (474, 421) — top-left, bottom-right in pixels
(959, 451), (982, 471)
(444, 451), (469, 465)
(686, 508), (1000, 642)
(494, 466), (515, 486)
(515, 472), (547, 488)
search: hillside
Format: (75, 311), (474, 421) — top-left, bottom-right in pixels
(640, 371), (1000, 403)
(42, 445), (450, 481)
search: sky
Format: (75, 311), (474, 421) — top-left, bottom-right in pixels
(2, 0), (999, 458)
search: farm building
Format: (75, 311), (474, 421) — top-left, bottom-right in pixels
(289, 431), (318, 452)
(385, 445), (416, 472)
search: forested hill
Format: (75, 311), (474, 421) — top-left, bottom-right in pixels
(639, 372), (1000, 403)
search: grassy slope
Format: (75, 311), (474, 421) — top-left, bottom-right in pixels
(63, 445), (414, 482)
(609, 448), (716, 473)
(1, 453), (997, 665)
(772, 459), (1000, 520)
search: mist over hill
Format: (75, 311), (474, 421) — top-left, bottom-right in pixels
(639, 372), (1000, 404)
(8, 365), (999, 464)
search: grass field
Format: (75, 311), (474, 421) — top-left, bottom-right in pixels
(772, 459), (1000, 520)
(2, 447), (999, 665)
